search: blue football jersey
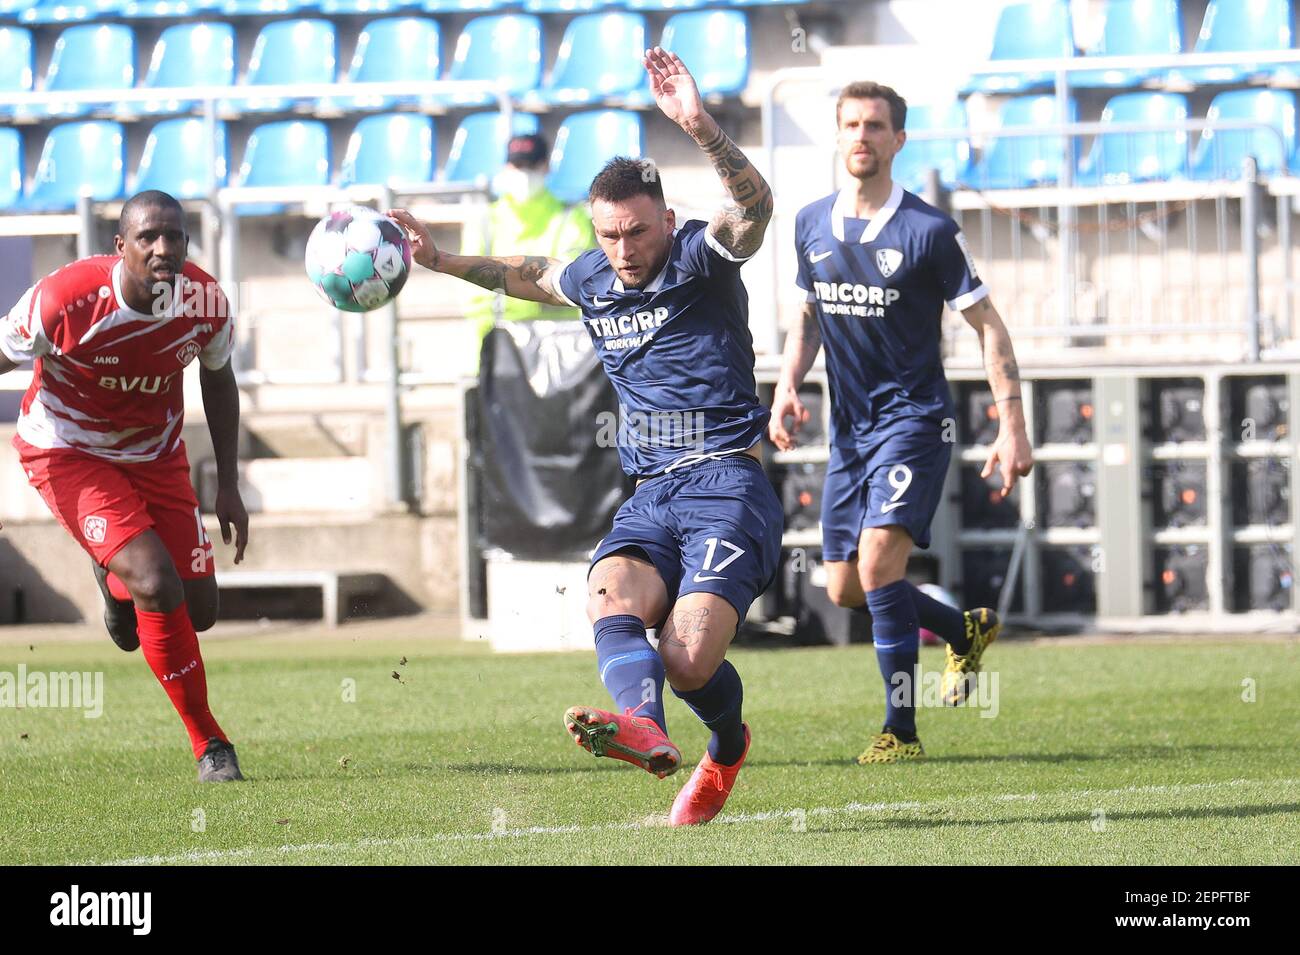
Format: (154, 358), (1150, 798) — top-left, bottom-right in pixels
(557, 219), (769, 477)
(795, 182), (987, 447)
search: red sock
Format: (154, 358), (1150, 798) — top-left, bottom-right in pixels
(136, 602), (228, 759)
(106, 571), (131, 602)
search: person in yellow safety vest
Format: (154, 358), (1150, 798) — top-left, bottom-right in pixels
(461, 133), (595, 367)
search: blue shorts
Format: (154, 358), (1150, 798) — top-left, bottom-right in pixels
(590, 455), (783, 624)
(821, 425), (952, 561)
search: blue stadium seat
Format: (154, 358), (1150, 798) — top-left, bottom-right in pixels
(961, 1), (1075, 95)
(133, 118), (228, 198)
(323, 0), (419, 13)
(332, 17), (439, 112)
(0, 0), (38, 19)
(892, 102), (972, 193)
(0, 128), (22, 209)
(219, 0), (307, 15)
(970, 95), (1078, 189)
(547, 109), (643, 203)
(625, 0), (709, 9)
(1076, 92), (1190, 185)
(1071, 0), (1182, 88)
(424, 0), (515, 10)
(237, 120), (330, 188)
(340, 114), (435, 187)
(444, 14), (543, 108)
(442, 110), (541, 183)
(41, 24), (135, 119)
(524, 0), (609, 11)
(121, 0), (222, 19)
(623, 9), (747, 106)
(25, 121), (124, 211)
(1167, 0), (1292, 86)
(225, 19), (337, 114)
(1190, 90), (1296, 180)
(0, 27), (33, 120)
(20, 0), (124, 24)
(116, 23), (235, 118)
(527, 12), (646, 107)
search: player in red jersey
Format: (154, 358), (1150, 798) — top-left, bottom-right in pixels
(0, 190), (248, 782)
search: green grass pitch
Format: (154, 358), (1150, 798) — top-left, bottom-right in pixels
(1, 631), (1297, 865)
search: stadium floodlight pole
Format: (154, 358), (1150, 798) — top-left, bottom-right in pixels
(1055, 67), (1075, 333)
(1243, 156), (1261, 362)
(380, 184), (405, 510)
(1280, 192), (1293, 348)
(760, 66), (830, 357)
(75, 192), (94, 259)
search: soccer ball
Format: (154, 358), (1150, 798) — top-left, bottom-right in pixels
(917, 583), (960, 646)
(305, 205), (412, 313)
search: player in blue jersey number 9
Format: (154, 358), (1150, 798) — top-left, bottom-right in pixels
(771, 81), (1034, 764)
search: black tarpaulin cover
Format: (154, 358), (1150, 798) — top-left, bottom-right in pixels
(477, 321), (630, 559)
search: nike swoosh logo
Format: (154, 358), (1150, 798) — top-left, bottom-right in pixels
(881, 501), (908, 513)
(693, 573), (727, 583)
(592, 296), (614, 307)
(809, 251), (833, 263)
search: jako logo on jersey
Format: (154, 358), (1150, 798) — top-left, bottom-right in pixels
(92, 355), (119, 365)
(98, 373), (179, 394)
(876, 248), (903, 278)
(83, 516), (107, 544)
(175, 341), (201, 366)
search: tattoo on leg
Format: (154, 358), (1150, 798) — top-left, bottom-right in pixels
(664, 607), (710, 648)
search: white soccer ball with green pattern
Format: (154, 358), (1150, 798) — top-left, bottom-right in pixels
(305, 205), (412, 313)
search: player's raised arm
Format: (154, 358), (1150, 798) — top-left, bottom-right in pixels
(643, 47), (773, 259)
(386, 208), (573, 307)
(963, 297), (1034, 497)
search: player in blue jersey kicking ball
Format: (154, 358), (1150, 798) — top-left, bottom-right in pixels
(389, 48), (779, 825)
(770, 81), (1034, 764)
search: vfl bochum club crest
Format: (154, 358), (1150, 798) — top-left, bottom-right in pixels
(876, 248), (903, 278)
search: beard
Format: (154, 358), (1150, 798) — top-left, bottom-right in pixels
(848, 152), (882, 180)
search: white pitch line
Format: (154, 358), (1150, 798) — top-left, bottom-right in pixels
(97, 776), (1299, 866)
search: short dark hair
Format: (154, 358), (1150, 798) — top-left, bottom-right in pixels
(117, 190), (184, 238)
(587, 156), (665, 207)
(836, 81), (907, 132)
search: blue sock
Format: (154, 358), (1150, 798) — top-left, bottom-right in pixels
(906, 582), (970, 654)
(673, 660), (746, 765)
(594, 614), (666, 732)
(866, 580), (920, 740)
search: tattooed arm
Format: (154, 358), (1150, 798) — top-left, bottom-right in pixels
(386, 208), (573, 307)
(642, 46), (773, 259)
(963, 297), (1034, 497)
(769, 301), (822, 450)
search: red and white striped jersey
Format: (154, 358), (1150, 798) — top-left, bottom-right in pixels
(0, 255), (235, 462)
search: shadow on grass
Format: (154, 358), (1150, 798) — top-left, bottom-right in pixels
(749, 741), (1275, 769)
(253, 760), (629, 781)
(793, 802), (1300, 835)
